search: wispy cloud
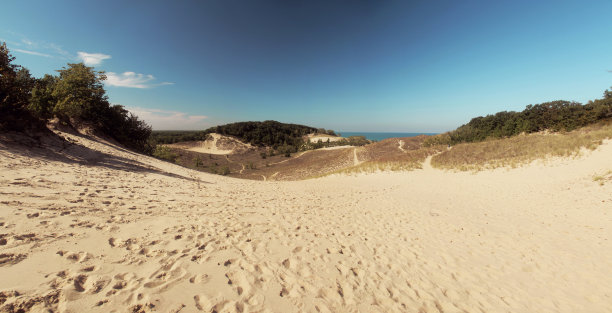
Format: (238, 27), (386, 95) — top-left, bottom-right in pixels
(12, 48), (53, 58)
(21, 38), (34, 46)
(126, 107), (207, 130)
(3, 32), (173, 90)
(1, 32), (71, 59)
(105, 72), (174, 89)
(77, 51), (111, 66)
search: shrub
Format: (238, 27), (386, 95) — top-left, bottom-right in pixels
(152, 146), (178, 162)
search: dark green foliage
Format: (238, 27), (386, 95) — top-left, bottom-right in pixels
(219, 166), (230, 175)
(29, 74), (58, 119)
(52, 63), (108, 123)
(204, 120), (316, 148)
(605, 87), (612, 100)
(316, 128), (337, 136)
(194, 157), (203, 168)
(427, 96), (612, 146)
(0, 42), (152, 153)
(149, 131), (209, 144)
(276, 144), (296, 157)
(0, 43), (42, 131)
(101, 105), (153, 153)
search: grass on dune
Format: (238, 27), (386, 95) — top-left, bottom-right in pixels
(593, 170), (612, 186)
(431, 121), (612, 171)
(314, 147), (440, 177)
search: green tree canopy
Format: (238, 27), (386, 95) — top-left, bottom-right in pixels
(52, 63), (108, 124)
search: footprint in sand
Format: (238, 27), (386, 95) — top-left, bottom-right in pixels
(0, 253), (28, 267)
(73, 274), (88, 292)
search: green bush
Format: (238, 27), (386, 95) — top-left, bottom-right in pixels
(427, 96), (612, 146)
(152, 146), (178, 162)
(219, 166), (230, 175)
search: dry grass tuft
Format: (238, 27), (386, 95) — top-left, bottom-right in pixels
(593, 170), (612, 186)
(431, 121), (612, 171)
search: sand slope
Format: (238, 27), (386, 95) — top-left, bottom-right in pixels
(0, 131), (611, 313)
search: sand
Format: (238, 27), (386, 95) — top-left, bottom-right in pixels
(168, 133), (252, 155)
(0, 130), (611, 313)
(306, 134), (345, 143)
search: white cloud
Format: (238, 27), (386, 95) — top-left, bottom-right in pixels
(21, 38), (34, 46)
(105, 72), (174, 89)
(13, 48), (52, 58)
(77, 51), (111, 66)
(126, 107), (208, 130)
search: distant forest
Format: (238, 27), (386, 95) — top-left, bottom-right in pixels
(150, 131), (209, 144)
(205, 121), (317, 148)
(425, 93), (612, 146)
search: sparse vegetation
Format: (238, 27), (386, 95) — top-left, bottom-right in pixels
(219, 166), (230, 175)
(592, 170), (612, 186)
(325, 146), (439, 176)
(152, 146), (178, 162)
(431, 121), (612, 171)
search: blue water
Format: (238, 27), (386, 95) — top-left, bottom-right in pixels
(339, 132), (438, 141)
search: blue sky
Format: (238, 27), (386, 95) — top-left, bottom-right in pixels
(2, 0), (611, 132)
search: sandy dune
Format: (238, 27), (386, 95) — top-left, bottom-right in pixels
(306, 134), (344, 143)
(168, 133), (253, 155)
(0, 131), (611, 313)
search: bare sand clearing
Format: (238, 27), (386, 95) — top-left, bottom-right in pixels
(168, 133), (252, 155)
(306, 134), (344, 143)
(1, 131), (611, 313)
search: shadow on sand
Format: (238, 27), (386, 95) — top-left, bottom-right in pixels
(0, 131), (209, 184)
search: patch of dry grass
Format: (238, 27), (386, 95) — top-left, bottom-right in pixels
(316, 147), (440, 177)
(593, 170), (612, 186)
(431, 121), (612, 171)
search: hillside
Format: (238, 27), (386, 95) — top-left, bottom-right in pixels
(203, 120), (318, 149)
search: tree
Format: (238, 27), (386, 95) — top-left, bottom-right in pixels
(0, 42), (39, 130)
(52, 63), (108, 124)
(605, 86), (612, 100)
(29, 74), (58, 119)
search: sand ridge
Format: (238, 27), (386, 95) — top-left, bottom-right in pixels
(0, 130), (611, 312)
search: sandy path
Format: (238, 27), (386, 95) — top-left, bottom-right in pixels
(353, 148), (360, 166)
(421, 153), (442, 171)
(398, 139), (406, 152)
(0, 132), (611, 313)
